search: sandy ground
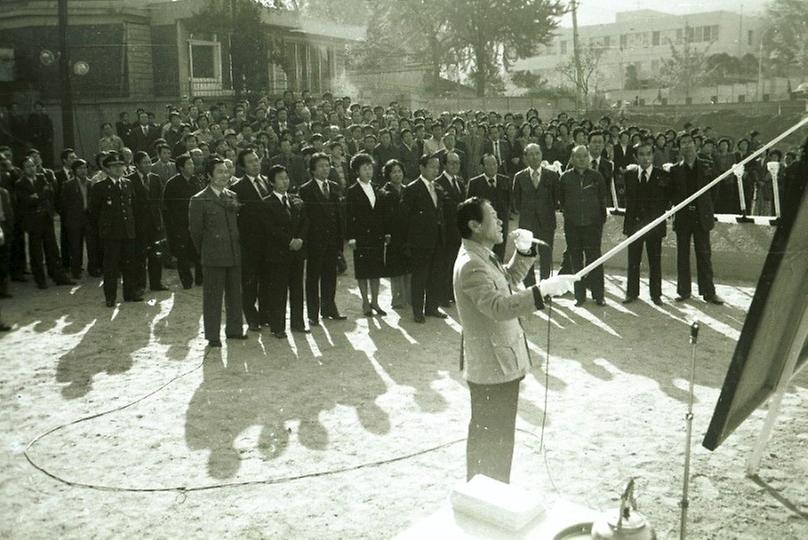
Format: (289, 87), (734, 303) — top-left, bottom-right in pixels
(1, 251), (806, 539)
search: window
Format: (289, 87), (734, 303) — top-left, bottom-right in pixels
(738, 94), (746, 103)
(620, 34), (628, 49)
(188, 39), (225, 96)
(685, 26), (694, 43)
(190, 44), (215, 79)
(694, 26), (703, 42)
(652, 31), (660, 46)
(0, 48), (13, 82)
(560, 40), (568, 54)
(748, 30), (753, 45)
(712, 25), (719, 41)
(603, 35), (611, 47)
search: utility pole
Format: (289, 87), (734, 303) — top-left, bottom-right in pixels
(58, 0), (75, 148)
(571, 0), (584, 110)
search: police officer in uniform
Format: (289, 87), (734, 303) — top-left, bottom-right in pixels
(88, 152), (139, 306)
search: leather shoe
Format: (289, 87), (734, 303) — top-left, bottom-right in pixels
(272, 331), (287, 339)
(425, 310), (448, 319)
(151, 285), (170, 292)
(308, 318), (320, 327)
(0, 323), (11, 332)
(622, 296), (637, 304)
(37, 282), (48, 290)
(56, 278), (76, 286)
(652, 297), (664, 306)
(291, 326), (311, 334)
(105, 300), (116, 308)
(124, 296), (143, 302)
(226, 334), (248, 340)
(248, 324), (261, 332)
(11, 276), (27, 283)
(324, 313), (347, 320)
(574, 299), (586, 307)
(675, 294), (691, 302)
(414, 314), (426, 323)
(208, 340), (222, 348)
(371, 304), (387, 316)
(595, 299), (606, 306)
(704, 294), (725, 305)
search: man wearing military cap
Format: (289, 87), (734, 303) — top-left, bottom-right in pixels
(88, 152), (139, 307)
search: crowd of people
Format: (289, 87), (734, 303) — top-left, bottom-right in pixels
(0, 89), (805, 343)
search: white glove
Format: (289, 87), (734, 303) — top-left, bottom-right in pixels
(662, 163), (673, 172)
(513, 228), (534, 252)
(538, 275), (577, 298)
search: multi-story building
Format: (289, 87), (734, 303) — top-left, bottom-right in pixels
(513, 9), (763, 92)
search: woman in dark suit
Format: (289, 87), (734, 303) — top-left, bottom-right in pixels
(346, 153), (388, 316)
(380, 159), (410, 309)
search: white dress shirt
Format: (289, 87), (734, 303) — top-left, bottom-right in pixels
(358, 179), (376, 208)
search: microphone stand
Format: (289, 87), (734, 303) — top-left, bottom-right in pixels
(680, 321), (699, 540)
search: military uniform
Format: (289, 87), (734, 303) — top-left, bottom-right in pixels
(88, 174), (137, 305)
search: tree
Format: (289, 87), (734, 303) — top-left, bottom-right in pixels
(353, 0), (453, 92)
(443, 0), (565, 97)
(556, 44), (604, 108)
(655, 34), (710, 98)
(624, 64), (640, 90)
(762, 0), (808, 76)
(295, 0), (371, 25)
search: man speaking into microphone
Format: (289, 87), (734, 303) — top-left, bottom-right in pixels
(453, 197), (576, 483)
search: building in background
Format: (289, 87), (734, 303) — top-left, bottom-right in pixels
(513, 9), (763, 94)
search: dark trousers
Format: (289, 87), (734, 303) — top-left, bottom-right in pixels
(466, 377), (522, 483)
(25, 214), (64, 286)
(675, 221), (715, 298)
(0, 241), (8, 295)
(410, 246), (444, 316)
(241, 253), (268, 327)
(306, 244), (338, 320)
(565, 223), (604, 302)
(102, 238), (136, 302)
(175, 241), (202, 289)
(523, 228), (554, 287)
(66, 219), (92, 278)
(268, 256), (305, 333)
(626, 233), (662, 299)
(132, 236), (163, 291)
(443, 241), (460, 303)
(202, 265), (243, 341)
(10, 222), (26, 279)
(59, 216), (70, 270)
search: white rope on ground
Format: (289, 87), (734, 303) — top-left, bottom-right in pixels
(575, 114), (808, 281)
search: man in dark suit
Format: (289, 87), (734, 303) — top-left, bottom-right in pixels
(299, 152), (346, 325)
(612, 129), (634, 207)
(512, 143), (559, 285)
(266, 139), (305, 192)
(669, 134), (724, 305)
(622, 143), (669, 305)
(54, 148), (77, 271)
(15, 157), (74, 289)
(264, 164), (309, 338)
(58, 159), (93, 279)
(88, 152), (138, 306)
(129, 111), (159, 155)
(402, 154), (446, 323)
(128, 151), (167, 293)
(230, 148), (271, 330)
(467, 153), (512, 260)
(398, 128), (420, 181)
(588, 131), (616, 207)
(0, 183), (13, 298)
(163, 154), (202, 290)
(559, 145), (609, 306)
(189, 158), (246, 347)
(435, 151), (465, 305)
(482, 130), (512, 176)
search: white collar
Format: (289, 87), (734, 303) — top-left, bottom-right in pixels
(528, 165), (541, 177)
(640, 165), (653, 178)
(273, 190), (286, 202)
(419, 176), (433, 186)
(210, 185), (223, 197)
(315, 177), (328, 187)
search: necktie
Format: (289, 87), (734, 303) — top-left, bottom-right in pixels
(641, 170), (647, 184)
(79, 180), (87, 209)
(488, 177), (496, 190)
(531, 169), (540, 189)
(321, 181), (330, 199)
(494, 141), (500, 162)
(452, 176), (460, 194)
(591, 159), (597, 170)
(427, 181), (437, 207)
(254, 177), (268, 197)
(282, 194), (290, 210)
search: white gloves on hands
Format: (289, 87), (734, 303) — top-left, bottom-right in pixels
(512, 228), (534, 252)
(538, 274), (577, 298)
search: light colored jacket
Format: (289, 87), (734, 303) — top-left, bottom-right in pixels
(453, 238), (540, 385)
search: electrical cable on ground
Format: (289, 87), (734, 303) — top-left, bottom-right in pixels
(24, 342), (561, 499)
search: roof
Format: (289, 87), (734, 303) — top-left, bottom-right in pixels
(147, 0), (365, 41)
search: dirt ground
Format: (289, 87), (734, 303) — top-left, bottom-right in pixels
(1, 255), (806, 539)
